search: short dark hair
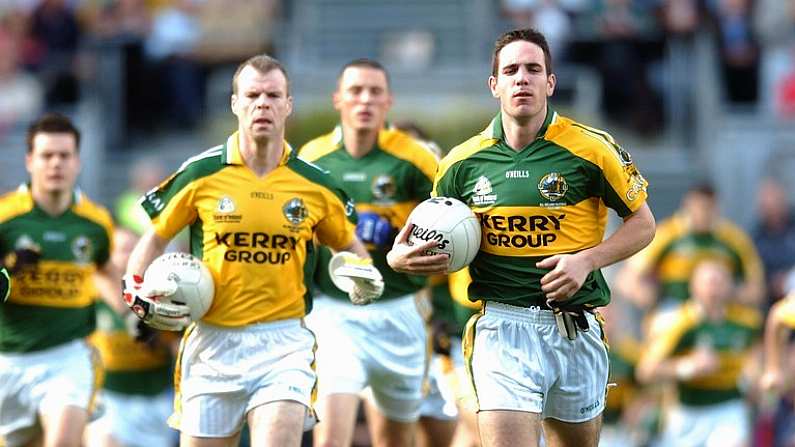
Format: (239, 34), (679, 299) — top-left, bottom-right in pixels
(27, 113), (81, 153)
(492, 28), (553, 77)
(337, 58), (391, 89)
(688, 182), (717, 199)
(232, 54), (290, 95)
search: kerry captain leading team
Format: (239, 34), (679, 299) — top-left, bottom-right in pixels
(122, 54), (384, 447)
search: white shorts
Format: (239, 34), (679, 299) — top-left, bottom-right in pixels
(90, 389), (176, 447)
(170, 319), (318, 438)
(0, 339), (101, 447)
(465, 302), (609, 423)
(306, 295), (428, 423)
(419, 337), (462, 421)
(660, 399), (750, 447)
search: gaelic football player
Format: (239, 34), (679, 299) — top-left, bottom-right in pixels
(299, 59), (438, 447)
(1, 113), (123, 447)
(388, 28), (655, 446)
(123, 55), (383, 447)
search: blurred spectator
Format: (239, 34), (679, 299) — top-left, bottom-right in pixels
(86, 0), (151, 39)
(752, 178), (795, 312)
(576, 0), (663, 134)
(709, 0), (760, 104)
(636, 260), (762, 447)
(194, 0), (279, 64)
(145, 0), (205, 129)
(501, 0), (574, 59)
(0, 25), (43, 136)
(754, 0), (795, 117)
(26, 0), (83, 106)
(659, 0), (702, 37)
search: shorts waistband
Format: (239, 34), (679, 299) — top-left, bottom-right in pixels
(198, 317), (303, 332)
(483, 301), (558, 325)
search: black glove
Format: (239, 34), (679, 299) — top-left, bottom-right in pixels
(430, 319), (452, 356)
(4, 248), (41, 274)
(124, 312), (161, 350)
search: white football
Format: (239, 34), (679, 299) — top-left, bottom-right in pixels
(144, 252), (214, 321)
(406, 197), (481, 273)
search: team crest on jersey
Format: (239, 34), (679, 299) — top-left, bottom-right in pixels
(471, 176), (497, 206)
(538, 172), (568, 202)
(613, 144), (633, 166)
(216, 196), (236, 213)
(626, 173), (647, 201)
(71, 236), (93, 263)
(372, 175), (396, 201)
(283, 198), (308, 226)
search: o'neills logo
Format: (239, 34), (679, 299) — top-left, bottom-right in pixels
(410, 225), (450, 250)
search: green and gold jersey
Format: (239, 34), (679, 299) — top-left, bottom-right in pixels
(433, 109), (648, 308)
(630, 213), (763, 304)
(0, 185), (113, 352)
(299, 126), (438, 301)
(89, 301), (172, 395)
(642, 302), (761, 406)
(140, 132), (357, 327)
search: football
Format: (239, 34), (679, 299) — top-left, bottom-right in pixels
(406, 197), (481, 273)
(144, 252), (214, 321)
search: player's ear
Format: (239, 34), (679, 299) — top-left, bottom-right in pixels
(488, 76), (498, 98)
(546, 73), (556, 97)
(230, 94), (238, 114)
(286, 95), (293, 117)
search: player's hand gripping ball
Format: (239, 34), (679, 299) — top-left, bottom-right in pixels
(144, 252), (215, 322)
(406, 197), (481, 273)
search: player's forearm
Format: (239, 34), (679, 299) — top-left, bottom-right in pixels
(126, 228), (170, 276)
(581, 203), (655, 271)
(763, 312), (789, 373)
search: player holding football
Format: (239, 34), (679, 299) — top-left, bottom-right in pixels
(298, 59), (438, 447)
(123, 55), (383, 447)
(0, 113), (124, 447)
(388, 28), (655, 446)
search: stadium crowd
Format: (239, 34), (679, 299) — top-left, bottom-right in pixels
(1, 2), (795, 447)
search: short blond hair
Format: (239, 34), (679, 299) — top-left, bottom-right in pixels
(232, 54), (290, 95)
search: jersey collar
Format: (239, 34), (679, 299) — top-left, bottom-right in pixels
(485, 106), (558, 143)
(18, 183), (81, 214)
(224, 131), (293, 166)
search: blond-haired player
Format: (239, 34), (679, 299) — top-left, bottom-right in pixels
(123, 54), (383, 447)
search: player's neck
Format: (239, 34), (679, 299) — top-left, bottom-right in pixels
(239, 132), (284, 177)
(31, 186), (72, 216)
(501, 106), (547, 152)
(342, 126), (378, 158)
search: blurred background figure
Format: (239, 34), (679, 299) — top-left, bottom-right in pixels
(0, 21), (43, 138)
(636, 260), (762, 447)
(86, 227), (178, 447)
(617, 183), (765, 336)
(752, 178), (795, 313)
(26, 0), (82, 107)
(114, 158), (167, 236)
